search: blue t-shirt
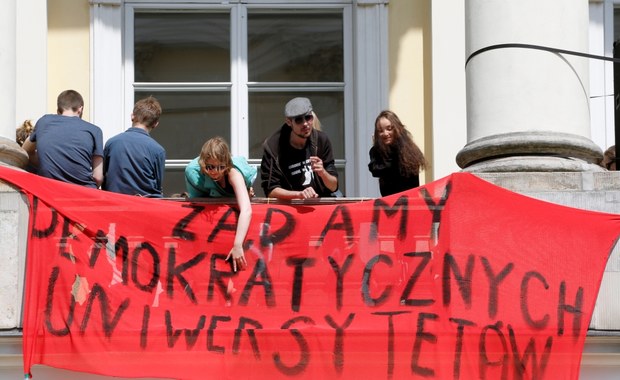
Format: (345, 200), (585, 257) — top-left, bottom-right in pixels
(103, 127), (166, 197)
(30, 114), (104, 188)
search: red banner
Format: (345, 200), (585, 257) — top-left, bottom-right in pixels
(0, 166), (618, 379)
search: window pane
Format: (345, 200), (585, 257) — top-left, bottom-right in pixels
(134, 11), (230, 82)
(162, 167), (186, 198)
(248, 92), (344, 160)
(248, 11), (343, 82)
(336, 166), (346, 196)
(136, 91), (231, 160)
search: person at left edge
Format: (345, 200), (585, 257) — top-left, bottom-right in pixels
(23, 89), (104, 188)
(16, 120), (37, 173)
(103, 96), (165, 197)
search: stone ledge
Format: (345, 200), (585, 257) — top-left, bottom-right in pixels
(475, 171), (620, 193)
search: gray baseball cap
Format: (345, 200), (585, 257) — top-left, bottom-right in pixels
(284, 97), (313, 118)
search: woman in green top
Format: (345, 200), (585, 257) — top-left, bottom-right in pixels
(185, 137), (256, 272)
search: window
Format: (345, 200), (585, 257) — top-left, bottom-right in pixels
(126, 4), (349, 197)
(614, 7), (620, 153)
(589, 0), (616, 151)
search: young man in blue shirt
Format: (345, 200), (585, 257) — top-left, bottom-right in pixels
(23, 90), (104, 188)
(103, 96), (165, 197)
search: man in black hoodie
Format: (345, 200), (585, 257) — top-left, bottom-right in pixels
(260, 97), (339, 199)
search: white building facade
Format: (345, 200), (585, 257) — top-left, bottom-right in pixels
(2, 0), (620, 378)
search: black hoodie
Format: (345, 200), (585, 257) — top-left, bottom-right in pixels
(260, 124), (338, 197)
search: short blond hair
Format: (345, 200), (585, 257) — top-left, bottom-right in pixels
(198, 137), (233, 173)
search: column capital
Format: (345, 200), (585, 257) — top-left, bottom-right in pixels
(0, 138), (29, 169)
(457, 131), (603, 172)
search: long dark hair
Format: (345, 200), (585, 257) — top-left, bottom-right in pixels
(372, 110), (427, 175)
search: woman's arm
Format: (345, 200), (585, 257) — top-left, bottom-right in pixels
(226, 168), (253, 271)
(92, 155), (104, 188)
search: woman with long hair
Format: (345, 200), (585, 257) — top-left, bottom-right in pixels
(368, 110), (427, 196)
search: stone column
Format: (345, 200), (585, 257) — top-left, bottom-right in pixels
(0, 0), (31, 333)
(457, 0), (602, 172)
(0, 0), (28, 169)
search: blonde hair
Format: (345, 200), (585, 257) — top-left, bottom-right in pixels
(312, 111), (321, 131)
(16, 120), (35, 146)
(198, 137), (233, 174)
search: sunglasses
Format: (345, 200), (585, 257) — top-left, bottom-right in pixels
(205, 164), (227, 172)
(292, 114), (314, 125)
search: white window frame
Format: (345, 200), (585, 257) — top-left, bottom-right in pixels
(91, 0), (388, 197)
(589, 0), (617, 150)
(124, 2), (235, 174)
